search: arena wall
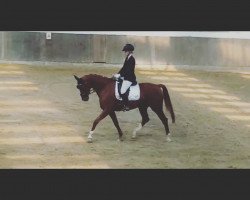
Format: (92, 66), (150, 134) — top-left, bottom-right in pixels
(1, 31), (250, 69)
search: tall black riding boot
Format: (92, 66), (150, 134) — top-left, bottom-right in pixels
(120, 93), (129, 111)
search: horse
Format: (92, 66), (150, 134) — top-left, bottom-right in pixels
(74, 74), (175, 143)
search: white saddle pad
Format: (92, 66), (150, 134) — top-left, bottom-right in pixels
(115, 82), (140, 101)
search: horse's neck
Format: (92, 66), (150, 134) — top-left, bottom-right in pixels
(89, 75), (111, 94)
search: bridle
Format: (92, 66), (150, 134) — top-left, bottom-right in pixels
(76, 83), (95, 98)
(89, 88), (95, 94)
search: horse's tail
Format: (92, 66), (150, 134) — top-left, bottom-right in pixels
(159, 84), (175, 123)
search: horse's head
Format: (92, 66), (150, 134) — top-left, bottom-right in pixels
(74, 75), (91, 101)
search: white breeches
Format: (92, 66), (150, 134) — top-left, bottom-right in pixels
(120, 80), (132, 94)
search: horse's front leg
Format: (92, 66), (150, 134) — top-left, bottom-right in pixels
(109, 111), (124, 141)
(88, 109), (109, 143)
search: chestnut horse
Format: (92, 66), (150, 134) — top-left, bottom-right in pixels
(74, 74), (175, 143)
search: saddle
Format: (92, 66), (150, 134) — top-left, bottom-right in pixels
(115, 78), (140, 101)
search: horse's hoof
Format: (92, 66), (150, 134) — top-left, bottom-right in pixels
(87, 138), (93, 143)
(117, 137), (124, 142)
(166, 136), (172, 142)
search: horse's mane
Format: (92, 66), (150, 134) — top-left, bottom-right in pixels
(86, 74), (112, 80)
(85, 74), (113, 84)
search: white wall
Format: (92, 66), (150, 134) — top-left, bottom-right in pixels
(28, 31), (250, 39)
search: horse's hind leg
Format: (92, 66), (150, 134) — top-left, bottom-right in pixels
(140, 106), (150, 126)
(132, 106), (150, 139)
(109, 112), (124, 141)
(151, 108), (171, 142)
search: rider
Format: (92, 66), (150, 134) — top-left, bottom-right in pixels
(113, 44), (137, 111)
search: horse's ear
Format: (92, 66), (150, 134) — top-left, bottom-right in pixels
(74, 75), (80, 82)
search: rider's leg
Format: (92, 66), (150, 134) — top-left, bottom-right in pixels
(120, 93), (129, 110)
(120, 80), (132, 111)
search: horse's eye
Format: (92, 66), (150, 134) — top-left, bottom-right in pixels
(77, 84), (83, 89)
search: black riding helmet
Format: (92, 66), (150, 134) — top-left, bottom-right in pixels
(122, 44), (134, 52)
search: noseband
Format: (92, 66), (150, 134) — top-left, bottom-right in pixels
(77, 84), (95, 97)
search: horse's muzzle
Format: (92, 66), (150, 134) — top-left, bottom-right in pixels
(81, 95), (89, 101)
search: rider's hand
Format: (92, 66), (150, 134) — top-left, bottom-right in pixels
(112, 74), (120, 80)
(114, 74), (120, 78)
